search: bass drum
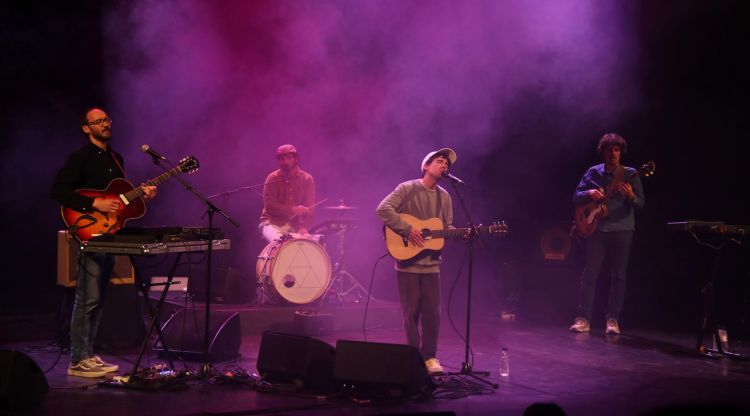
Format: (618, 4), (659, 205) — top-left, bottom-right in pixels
(256, 238), (332, 304)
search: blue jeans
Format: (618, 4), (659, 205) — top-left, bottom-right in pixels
(70, 252), (115, 363)
(576, 230), (633, 321)
(396, 271), (441, 360)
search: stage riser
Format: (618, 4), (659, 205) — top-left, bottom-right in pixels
(153, 298), (401, 337)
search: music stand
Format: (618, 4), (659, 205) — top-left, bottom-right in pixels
(443, 178), (498, 389)
(149, 156), (239, 376)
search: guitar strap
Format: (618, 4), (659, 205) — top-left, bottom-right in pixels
(435, 186), (443, 225)
(108, 148), (127, 178)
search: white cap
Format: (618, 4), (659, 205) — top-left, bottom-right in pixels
(421, 148), (457, 171)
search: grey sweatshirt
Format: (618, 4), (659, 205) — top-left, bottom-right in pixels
(376, 179), (453, 273)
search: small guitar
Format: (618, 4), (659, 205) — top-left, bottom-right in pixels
(573, 161), (655, 238)
(384, 213), (509, 261)
(61, 156), (200, 242)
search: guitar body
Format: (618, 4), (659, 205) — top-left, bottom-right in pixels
(384, 213), (508, 261)
(573, 201), (608, 238)
(61, 178), (146, 242)
(385, 214), (446, 261)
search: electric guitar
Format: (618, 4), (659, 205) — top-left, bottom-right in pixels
(573, 161), (655, 238)
(61, 156), (200, 242)
(384, 213), (509, 261)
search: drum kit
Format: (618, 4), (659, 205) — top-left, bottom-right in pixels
(256, 202), (372, 305)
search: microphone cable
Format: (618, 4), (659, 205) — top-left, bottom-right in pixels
(362, 252), (390, 342)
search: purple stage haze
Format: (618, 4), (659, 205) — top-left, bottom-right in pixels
(89, 0), (641, 306)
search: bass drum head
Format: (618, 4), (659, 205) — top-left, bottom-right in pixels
(257, 239), (331, 304)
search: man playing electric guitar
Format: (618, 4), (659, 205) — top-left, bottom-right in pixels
(50, 108), (157, 378)
(377, 148), (460, 376)
(569, 133), (645, 335)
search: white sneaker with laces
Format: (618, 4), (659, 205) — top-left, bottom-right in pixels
(68, 358), (107, 378)
(92, 356), (119, 373)
(425, 358), (444, 375)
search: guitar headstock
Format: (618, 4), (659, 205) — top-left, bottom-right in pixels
(489, 221), (509, 236)
(639, 161), (655, 178)
(177, 156), (200, 174)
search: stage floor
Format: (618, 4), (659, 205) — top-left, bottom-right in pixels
(2, 307), (750, 416)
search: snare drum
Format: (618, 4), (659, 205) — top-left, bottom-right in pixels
(256, 238), (332, 304)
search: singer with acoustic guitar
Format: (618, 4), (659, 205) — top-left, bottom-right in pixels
(569, 133), (645, 335)
(50, 108), (157, 378)
(377, 148), (463, 376)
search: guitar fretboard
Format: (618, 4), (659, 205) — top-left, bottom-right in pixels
(429, 226), (493, 239)
(122, 166), (182, 202)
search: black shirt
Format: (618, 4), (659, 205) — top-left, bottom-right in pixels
(50, 141), (126, 212)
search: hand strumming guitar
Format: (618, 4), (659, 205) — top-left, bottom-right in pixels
(407, 228), (425, 247)
(92, 198), (121, 213)
(588, 188), (605, 201)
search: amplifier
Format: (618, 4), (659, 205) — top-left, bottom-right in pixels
(56, 231), (134, 287)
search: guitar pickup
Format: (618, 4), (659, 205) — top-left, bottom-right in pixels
(119, 194), (131, 205)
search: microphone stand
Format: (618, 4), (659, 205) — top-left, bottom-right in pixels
(444, 176), (498, 389)
(149, 156), (239, 377)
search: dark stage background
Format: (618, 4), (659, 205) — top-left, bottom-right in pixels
(1, 1), (748, 339)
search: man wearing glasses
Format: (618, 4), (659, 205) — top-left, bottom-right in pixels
(50, 108), (157, 378)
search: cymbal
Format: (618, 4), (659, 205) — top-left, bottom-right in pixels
(325, 204), (358, 211)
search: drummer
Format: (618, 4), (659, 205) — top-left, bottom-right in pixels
(259, 144), (316, 243)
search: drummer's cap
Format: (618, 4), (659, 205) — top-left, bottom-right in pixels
(421, 148), (457, 172)
(276, 144), (298, 158)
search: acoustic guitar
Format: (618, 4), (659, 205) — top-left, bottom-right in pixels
(384, 213), (508, 261)
(61, 156), (199, 242)
(573, 161), (655, 238)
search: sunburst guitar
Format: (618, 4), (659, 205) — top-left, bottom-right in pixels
(61, 156), (199, 242)
(384, 213), (509, 261)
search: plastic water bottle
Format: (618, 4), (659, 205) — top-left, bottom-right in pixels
(499, 347), (510, 377)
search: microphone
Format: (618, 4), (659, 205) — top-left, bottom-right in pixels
(441, 171), (466, 185)
(140, 144), (167, 161)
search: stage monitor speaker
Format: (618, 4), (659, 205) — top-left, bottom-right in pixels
(256, 331), (337, 393)
(0, 350), (49, 411)
(334, 340), (435, 399)
(153, 309), (241, 362)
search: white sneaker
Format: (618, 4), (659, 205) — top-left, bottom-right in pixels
(92, 356), (119, 373)
(68, 358), (107, 378)
(569, 317), (590, 333)
(425, 358), (444, 375)
(606, 318), (621, 335)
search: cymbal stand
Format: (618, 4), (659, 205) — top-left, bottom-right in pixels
(323, 227), (373, 303)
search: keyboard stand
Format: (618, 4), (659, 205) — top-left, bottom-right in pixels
(82, 239), (232, 387)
